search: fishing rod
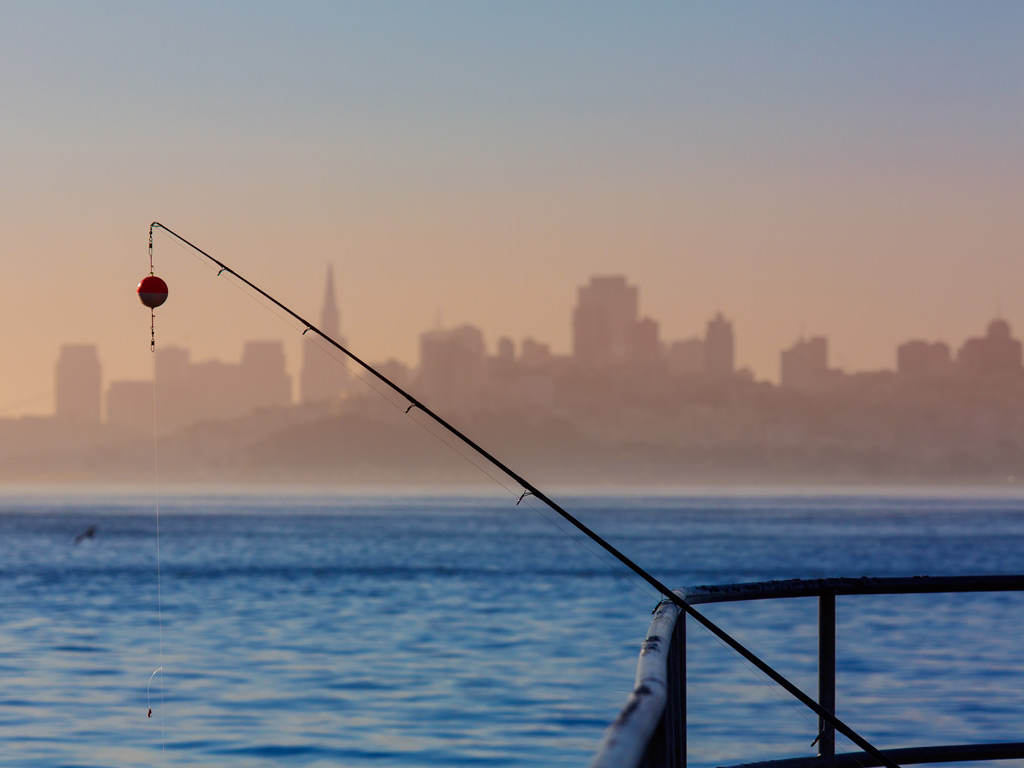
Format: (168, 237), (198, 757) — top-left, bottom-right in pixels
(145, 221), (901, 768)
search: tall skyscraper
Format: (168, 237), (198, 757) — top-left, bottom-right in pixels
(55, 344), (101, 424)
(300, 264), (348, 404)
(572, 275), (640, 368)
(704, 313), (735, 378)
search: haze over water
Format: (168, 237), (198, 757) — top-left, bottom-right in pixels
(2, 2), (1023, 416)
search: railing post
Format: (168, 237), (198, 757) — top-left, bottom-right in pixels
(647, 604), (687, 767)
(818, 592), (836, 763)
(678, 610), (686, 768)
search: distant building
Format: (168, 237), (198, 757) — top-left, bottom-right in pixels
(373, 359), (413, 392)
(628, 317), (662, 366)
(780, 336), (830, 391)
(300, 264), (349, 404)
(496, 337), (515, 364)
(156, 345), (191, 387)
(572, 275), (638, 367)
(704, 313), (735, 379)
(897, 340), (951, 378)
(520, 337), (551, 368)
(667, 338), (705, 377)
(187, 358), (242, 422)
(417, 324), (487, 413)
(957, 319), (1023, 379)
(487, 337), (518, 400)
(151, 341), (292, 432)
(55, 344), (101, 424)
(572, 275), (659, 368)
(242, 341), (292, 409)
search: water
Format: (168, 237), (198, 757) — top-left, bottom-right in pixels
(2, 489), (1024, 767)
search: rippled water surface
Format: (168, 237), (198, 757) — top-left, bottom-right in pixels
(2, 490), (1023, 767)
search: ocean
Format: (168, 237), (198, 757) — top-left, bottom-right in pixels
(2, 489), (1023, 767)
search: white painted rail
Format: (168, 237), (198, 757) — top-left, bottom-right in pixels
(588, 592), (682, 768)
(596, 574), (1024, 768)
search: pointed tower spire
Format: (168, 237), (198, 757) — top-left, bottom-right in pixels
(300, 263), (348, 405)
(321, 263), (339, 337)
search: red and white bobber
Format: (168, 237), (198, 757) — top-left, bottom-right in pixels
(137, 275), (168, 308)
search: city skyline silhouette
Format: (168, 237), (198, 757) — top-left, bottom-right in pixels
(2, 4), (1022, 421)
(37, 270), (1024, 432)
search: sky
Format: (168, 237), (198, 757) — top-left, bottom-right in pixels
(2, 1), (1022, 416)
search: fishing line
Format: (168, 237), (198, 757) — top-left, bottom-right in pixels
(157, 228), (660, 601)
(404, 408), (522, 488)
(515, 493), (661, 601)
(684, 597), (872, 768)
(166, 232), (413, 413)
(198, 254), (663, 601)
(145, 222), (901, 768)
(687, 609), (863, 765)
(162, 240), (664, 601)
(401, 408), (661, 602)
(143, 227), (168, 757)
(303, 332), (408, 411)
(167, 236), (311, 339)
(148, 266), (166, 758)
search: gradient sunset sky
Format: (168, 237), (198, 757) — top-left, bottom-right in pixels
(2, 2), (1022, 416)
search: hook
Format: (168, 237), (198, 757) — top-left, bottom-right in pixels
(147, 667), (163, 719)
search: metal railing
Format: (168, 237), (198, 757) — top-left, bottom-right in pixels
(592, 575), (1024, 768)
